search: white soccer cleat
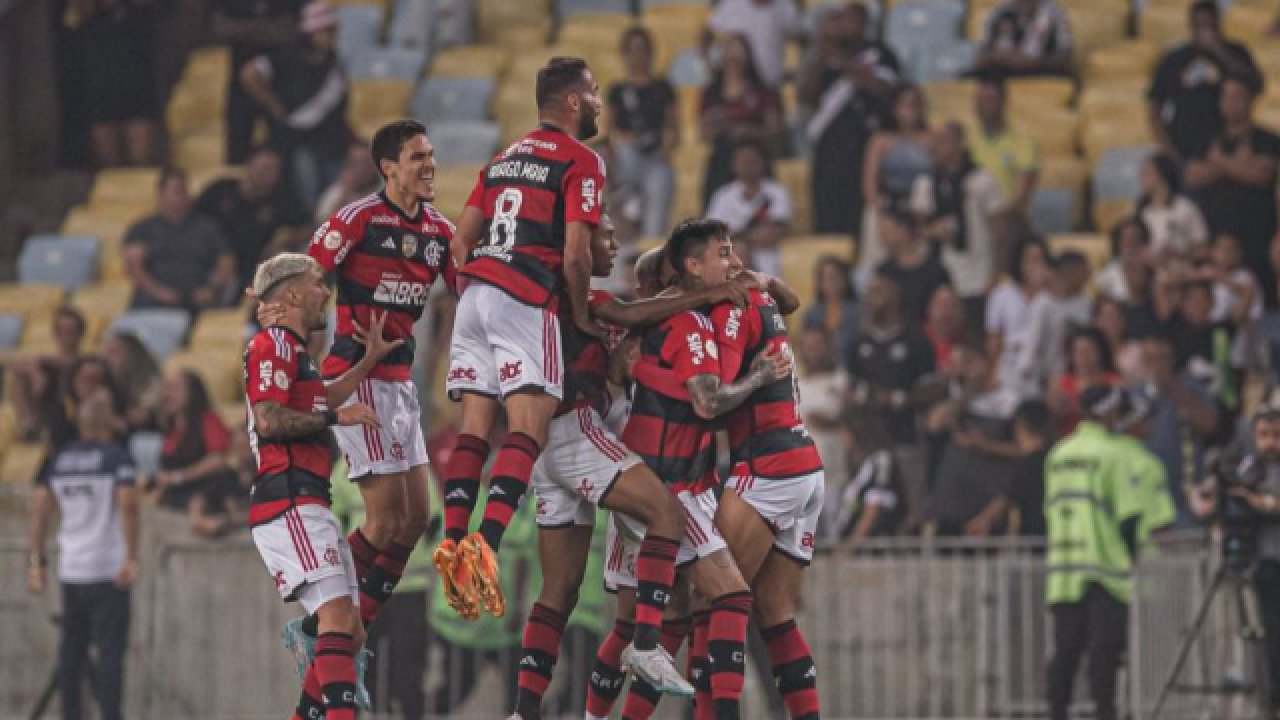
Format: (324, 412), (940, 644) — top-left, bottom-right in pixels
(621, 643), (695, 698)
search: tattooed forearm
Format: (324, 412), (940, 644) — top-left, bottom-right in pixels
(687, 359), (774, 419)
(253, 402), (328, 440)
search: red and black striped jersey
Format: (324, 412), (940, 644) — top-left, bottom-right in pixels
(460, 124), (606, 307)
(244, 326), (333, 526)
(556, 289), (623, 417)
(622, 310), (719, 494)
(309, 192), (456, 382)
(710, 289), (823, 478)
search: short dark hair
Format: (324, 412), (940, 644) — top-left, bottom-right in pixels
(157, 166), (187, 188)
(1109, 216), (1150, 256)
(619, 25), (653, 55)
(371, 120), (427, 179)
(1190, 0), (1219, 22)
(665, 218), (729, 277)
(1054, 250), (1088, 272)
(536, 57), (590, 111)
(975, 73), (1006, 98)
(53, 305), (86, 335)
(1014, 399), (1051, 437)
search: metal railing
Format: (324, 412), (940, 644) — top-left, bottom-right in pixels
(1, 530), (1269, 719)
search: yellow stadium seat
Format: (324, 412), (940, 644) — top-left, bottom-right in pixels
(174, 133), (228, 173)
(62, 205), (138, 244)
(1064, 4), (1126, 56)
(169, 350), (244, 405)
(433, 163), (485, 217)
(349, 79), (413, 131)
(1012, 107), (1077, 157)
(775, 160), (811, 235)
(672, 166), (703, 223)
(430, 45), (510, 80)
(1225, 4), (1274, 43)
(0, 403), (17, 459)
(1093, 198), (1134, 235)
(1141, 4), (1187, 49)
(676, 85), (704, 136)
(494, 24), (550, 52)
(1037, 155), (1086, 195)
(966, 0), (1000, 41)
(923, 80), (976, 121)
(559, 14), (635, 49)
(182, 47), (231, 86)
(1079, 79), (1149, 116)
(1007, 77), (1074, 112)
(71, 282), (132, 322)
(1, 443), (46, 485)
(189, 308), (249, 350)
(0, 284), (64, 322)
(89, 168), (161, 207)
(1085, 41), (1158, 83)
(476, 0), (550, 44)
(1082, 116), (1152, 163)
(1049, 233), (1109, 272)
(780, 235), (856, 309)
(641, 14), (706, 75)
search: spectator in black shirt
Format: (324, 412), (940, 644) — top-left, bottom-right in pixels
(1148, 0), (1260, 161)
(607, 26), (678, 239)
(1008, 399), (1051, 536)
(195, 146), (308, 291)
(836, 412), (906, 550)
(976, 0), (1073, 78)
(876, 204), (952, 326)
(797, 2), (898, 236)
(241, 1), (351, 210)
(1185, 75), (1280, 308)
(210, 0), (301, 164)
(1155, 274), (1243, 409)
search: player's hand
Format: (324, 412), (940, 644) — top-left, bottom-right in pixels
(256, 300), (287, 328)
(337, 402), (380, 430)
(26, 565), (45, 594)
(114, 559), (139, 589)
(576, 315), (609, 342)
(753, 344), (793, 381)
(353, 310), (405, 362)
(715, 277), (752, 308)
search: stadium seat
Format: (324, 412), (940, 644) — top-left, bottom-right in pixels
(1037, 154), (1086, 195)
(429, 122), (502, 167)
(433, 163), (486, 216)
(669, 48), (711, 87)
(336, 5), (384, 61)
(780, 235), (856, 308)
(18, 235), (99, 291)
(72, 283), (133, 325)
(89, 167), (161, 207)
(429, 44), (510, 80)
(1085, 41), (1158, 83)
(493, 24), (550, 51)
(0, 314), (22, 351)
(389, 0), (433, 49)
(109, 309), (192, 361)
(1093, 198), (1133, 234)
(1013, 107), (1078, 157)
(413, 77), (494, 124)
(1030, 188), (1077, 235)
(169, 350), (243, 405)
(913, 41), (975, 83)
(1064, 3), (1126, 56)
(216, 402), (246, 433)
(1049, 233), (1109, 272)
(558, 0), (631, 18)
(348, 46), (426, 80)
(641, 0), (709, 8)
(775, 159), (812, 236)
(173, 133), (226, 173)
(0, 403), (17, 458)
(1225, 4), (1273, 44)
(1141, 4), (1186, 48)
(350, 79), (414, 132)
(128, 432), (165, 478)
(641, 11), (709, 74)
(1007, 77), (1073, 112)
(1, 443), (45, 485)
(1082, 118), (1152, 164)
(0, 284), (65, 322)
(1092, 146), (1152, 201)
(886, 1), (964, 58)
(189, 308), (250, 349)
(476, 0), (551, 43)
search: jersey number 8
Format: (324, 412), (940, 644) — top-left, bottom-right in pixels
(485, 188), (523, 252)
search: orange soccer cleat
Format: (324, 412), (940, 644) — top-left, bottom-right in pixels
(457, 532), (505, 617)
(432, 537), (479, 620)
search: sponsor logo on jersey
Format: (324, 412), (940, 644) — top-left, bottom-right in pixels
(369, 214), (399, 225)
(686, 333), (705, 365)
(724, 308), (742, 338)
(373, 277), (429, 306)
(801, 532), (816, 550)
(581, 177), (597, 212)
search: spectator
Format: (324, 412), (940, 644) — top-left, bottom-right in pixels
(1093, 296), (1144, 384)
(46, 306), (88, 373)
(1184, 75), (1280, 308)
(1148, 0), (1260, 161)
(970, 75), (1039, 218)
(858, 84), (932, 281)
(1008, 399), (1051, 536)
(1014, 251), (1091, 396)
(924, 284), (967, 371)
(1154, 275), (1244, 410)
(12, 306), (90, 426)
(835, 412), (905, 550)
(607, 26), (678, 239)
(705, 138), (791, 277)
(707, 0), (800, 89)
(70, 0), (159, 166)
(152, 370), (240, 538)
(976, 0), (1073, 78)
(241, 1), (351, 210)
(1047, 328), (1118, 435)
(124, 168), (236, 313)
(798, 2), (899, 236)
(802, 254), (860, 360)
(987, 237), (1051, 393)
(1136, 333), (1224, 526)
(700, 33), (783, 206)
(927, 342), (1022, 537)
(930, 121), (1006, 327)
(196, 146), (308, 291)
(875, 204), (951, 326)
(1206, 232), (1262, 325)
(1136, 152), (1208, 258)
(1093, 217), (1151, 304)
(209, 0), (300, 163)
(315, 141), (379, 222)
(794, 327), (851, 540)
(56, 356), (128, 451)
(26, 391), (139, 720)
(101, 332), (163, 432)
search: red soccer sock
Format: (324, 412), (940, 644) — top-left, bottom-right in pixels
(762, 619), (821, 720)
(622, 615), (693, 720)
(585, 619), (634, 719)
(443, 433), (489, 543)
(315, 632), (358, 720)
(359, 541), (412, 626)
(633, 535), (679, 649)
(690, 610), (713, 720)
(515, 602), (567, 716)
(478, 431), (540, 551)
(708, 592), (753, 720)
(290, 663), (325, 720)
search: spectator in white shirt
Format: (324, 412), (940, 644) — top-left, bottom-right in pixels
(708, 0), (801, 88)
(795, 326), (851, 539)
(987, 237), (1051, 393)
(706, 138), (792, 277)
(1136, 152), (1209, 257)
(1093, 217), (1152, 304)
(1014, 250), (1093, 396)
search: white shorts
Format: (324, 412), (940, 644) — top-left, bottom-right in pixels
(331, 378), (428, 479)
(603, 512), (640, 593)
(532, 406), (642, 528)
(603, 485), (725, 593)
(447, 282), (564, 401)
(252, 504), (359, 615)
(728, 469), (826, 564)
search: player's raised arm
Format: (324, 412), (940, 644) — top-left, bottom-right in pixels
(322, 310), (405, 409)
(451, 167), (488, 269)
(687, 344), (791, 420)
(594, 276), (753, 329)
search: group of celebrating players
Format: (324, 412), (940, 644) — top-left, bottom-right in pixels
(240, 55), (825, 720)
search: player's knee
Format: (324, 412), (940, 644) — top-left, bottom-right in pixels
(650, 490), (686, 537)
(362, 516), (405, 547)
(540, 580), (580, 615)
(752, 592), (794, 628)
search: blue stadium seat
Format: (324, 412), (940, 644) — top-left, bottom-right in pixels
(18, 235), (99, 291)
(128, 432), (164, 478)
(389, 0), (433, 50)
(559, 0), (631, 18)
(913, 41), (975, 83)
(886, 1), (964, 60)
(413, 77), (495, 124)
(109, 309), (191, 361)
(0, 313), (22, 351)
(337, 5), (384, 61)
(348, 46), (427, 80)
(1030, 188), (1077, 235)
(669, 48), (711, 87)
(1092, 146), (1151, 201)
(429, 122), (502, 167)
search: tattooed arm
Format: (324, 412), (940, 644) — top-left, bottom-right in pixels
(253, 401), (378, 440)
(687, 345), (792, 420)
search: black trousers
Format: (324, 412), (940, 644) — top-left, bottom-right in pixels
(1047, 583), (1128, 720)
(1254, 560), (1280, 713)
(364, 590), (429, 720)
(60, 582), (129, 720)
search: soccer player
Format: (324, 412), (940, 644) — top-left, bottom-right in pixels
(625, 219), (793, 720)
(437, 56), (607, 619)
(243, 253), (403, 720)
(305, 119), (456, 627)
(510, 214), (754, 719)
